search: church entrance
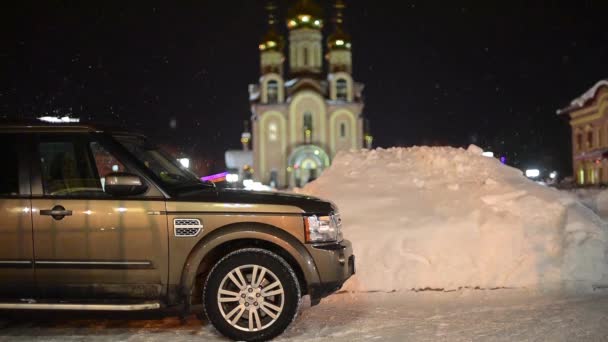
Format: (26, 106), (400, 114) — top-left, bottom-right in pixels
(288, 144), (330, 188)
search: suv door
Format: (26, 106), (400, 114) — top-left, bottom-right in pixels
(30, 133), (169, 300)
(0, 133), (35, 297)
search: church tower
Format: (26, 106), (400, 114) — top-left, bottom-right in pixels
(258, 2), (285, 104)
(286, 0), (324, 75)
(249, 0), (367, 189)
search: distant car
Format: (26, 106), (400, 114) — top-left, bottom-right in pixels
(0, 123), (355, 341)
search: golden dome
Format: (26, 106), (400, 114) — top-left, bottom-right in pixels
(286, 0), (324, 30)
(259, 2), (285, 51)
(259, 27), (284, 51)
(327, 28), (351, 50)
(327, 0), (351, 49)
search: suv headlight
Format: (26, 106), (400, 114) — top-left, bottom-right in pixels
(304, 213), (342, 243)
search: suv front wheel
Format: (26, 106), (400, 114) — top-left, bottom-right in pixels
(203, 248), (301, 341)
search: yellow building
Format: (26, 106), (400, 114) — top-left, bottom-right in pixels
(558, 80), (608, 185)
(249, 0), (370, 188)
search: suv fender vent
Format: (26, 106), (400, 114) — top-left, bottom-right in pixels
(173, 219), (203, 237)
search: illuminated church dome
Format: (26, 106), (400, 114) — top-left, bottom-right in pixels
(259, 2), (284, 51)
(327, 0), (351, 49)
(287, 0), (324, 30)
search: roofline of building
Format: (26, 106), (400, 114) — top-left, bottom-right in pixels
(557, 79), (608, 116)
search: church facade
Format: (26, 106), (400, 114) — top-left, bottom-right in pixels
(248, 0), (370, 188)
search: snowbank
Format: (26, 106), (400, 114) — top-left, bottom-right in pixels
(300, 146), (608, 293)
(571, 188), (608, 220)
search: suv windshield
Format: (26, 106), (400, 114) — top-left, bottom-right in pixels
(113, 134), (206, 191)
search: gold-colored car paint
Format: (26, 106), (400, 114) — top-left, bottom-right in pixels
(166, 201), (310, 287)
(0, 124), (355, 313)
(0, 199), (34, 292)
(32, 198), (168, 294)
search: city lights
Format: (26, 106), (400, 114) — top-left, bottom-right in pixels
(549, 171), (558, 179)
(226, 173), (239, 183)
(525, 169), (540, 178)
(177, 158), (190, 169)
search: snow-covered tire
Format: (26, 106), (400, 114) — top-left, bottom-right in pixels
(203, 248), (301, 341)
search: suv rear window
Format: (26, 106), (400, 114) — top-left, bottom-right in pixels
(0, 134), (20, 196)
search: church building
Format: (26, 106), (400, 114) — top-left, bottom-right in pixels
(248, 0), (371, 188)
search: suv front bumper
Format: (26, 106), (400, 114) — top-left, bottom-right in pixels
(305, 239), (355, 305)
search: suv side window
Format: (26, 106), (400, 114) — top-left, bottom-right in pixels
(0, 134), (21, 196)
(89, 141), (129, 191)
(38, 135), (141, 197)
(39, 138), (104, 196)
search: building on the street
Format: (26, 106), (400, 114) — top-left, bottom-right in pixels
(558, 79), (608, 185)
(248, 0), (372, 188)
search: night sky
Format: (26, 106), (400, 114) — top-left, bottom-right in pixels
(2, 1), (607, 176)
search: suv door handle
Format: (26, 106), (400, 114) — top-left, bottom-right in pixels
(40, 205), (72, 220)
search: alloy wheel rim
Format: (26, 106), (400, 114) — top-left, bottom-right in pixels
(217, 264), (285, 332)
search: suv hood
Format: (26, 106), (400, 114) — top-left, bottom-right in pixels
(176, 188), (336, 214)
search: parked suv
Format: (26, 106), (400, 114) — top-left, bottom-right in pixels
(0, 124), (354, 341)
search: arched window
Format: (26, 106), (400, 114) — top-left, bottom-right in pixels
(576, 132), (583, 151)
(336, 79), (348, 101)
(340, 122), (346, 138)
(267, 80), (278, 104)
(303, 47), (309, 66)
(268, 122), (278, 142)
(303, 112), (313, 143)
(587, 130), (594, 149)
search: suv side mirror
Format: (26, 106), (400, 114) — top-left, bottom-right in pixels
(104, 172), (148, 196)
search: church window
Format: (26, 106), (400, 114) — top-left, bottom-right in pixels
(303, 47), (309, 66)
(587, 130), (594, 149)
(340, 122), (346, 138)
(576, 132), (582, 151)
(267, 80), (278, 104)
(336, 79), (348, 101)
(268, 122), (278, 142)
(303, 112), (313, 143)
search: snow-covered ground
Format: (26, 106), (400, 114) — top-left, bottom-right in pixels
(571, 188), (608, 220)
(300, 146), (608, 293)
(2, 290), (608, 341)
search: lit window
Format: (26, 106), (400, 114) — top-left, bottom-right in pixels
(268, 122), (278, 142)
(303, 112), (313, 143)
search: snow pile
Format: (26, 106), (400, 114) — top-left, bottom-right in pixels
(300, 146), (608, 293)
(571, 188), (608, 220)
